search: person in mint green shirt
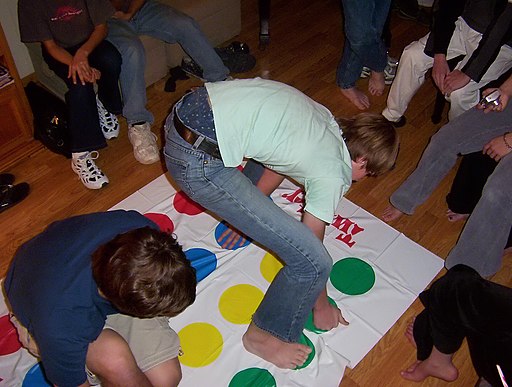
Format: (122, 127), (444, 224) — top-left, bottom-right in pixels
(164, 78), (398, 369)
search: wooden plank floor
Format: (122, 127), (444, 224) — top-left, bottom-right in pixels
(1, 0), (510, 385)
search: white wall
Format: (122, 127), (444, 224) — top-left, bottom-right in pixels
(0, 0), (34, 78)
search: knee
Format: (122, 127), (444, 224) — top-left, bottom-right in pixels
(120, 39), (146, 65)
(168, 13), (201, 37)
(481, 174), (510, 207)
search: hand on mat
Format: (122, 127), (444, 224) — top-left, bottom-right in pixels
(313, 302), (348, 331)
(218, 224), (248, 249)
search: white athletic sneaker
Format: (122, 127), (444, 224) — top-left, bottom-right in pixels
(96, 96), (120, 139)
(71, 151), (109, 189)
(128, 122), (160, 164)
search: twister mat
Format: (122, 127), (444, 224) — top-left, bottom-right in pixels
(0, 174), (443, 386)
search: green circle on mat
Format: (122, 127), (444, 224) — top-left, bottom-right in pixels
(330, 257), (375, 295)
(294, 333), (315, 370)
(228, 368), (276, 387)
(304, 296), (337, 334)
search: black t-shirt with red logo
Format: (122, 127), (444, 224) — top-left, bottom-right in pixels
(18, 0), (115, 48)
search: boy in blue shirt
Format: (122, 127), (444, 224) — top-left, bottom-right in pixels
(4, 210), (196, 387)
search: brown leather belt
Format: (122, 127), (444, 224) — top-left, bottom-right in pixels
(173, 114), (222, 159)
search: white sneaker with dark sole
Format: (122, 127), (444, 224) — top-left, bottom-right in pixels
(71, 151), (109, 189)
(96, 96), (120, 139)
(128, 122), (160, 164)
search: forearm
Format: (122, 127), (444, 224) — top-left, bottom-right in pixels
(42, 40), (73, 66)
(255, 167), (286, 196)
(78, 24), (108, 58)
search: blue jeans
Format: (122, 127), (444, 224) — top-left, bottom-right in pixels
(390, 105), (512, 277)
(164, 105), (333, 342)
(107, 0), (229, 125)
(43, 40), (122, 152)
(336, 0), (391, 89)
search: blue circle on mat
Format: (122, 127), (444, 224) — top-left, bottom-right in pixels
(215, 222), (251, 250)
(185, 248), (217, 282)
(22, 363), (51, 387)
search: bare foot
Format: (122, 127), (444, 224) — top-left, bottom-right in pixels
(368, 71), (385, 96)
(340, 87), (370, 110)
(382, 205), (404, 222)
(242, 323), (312, 369)
(400, 357), (458, 382)
(446, 209), (469, 222)
(404, 317), (416, 348)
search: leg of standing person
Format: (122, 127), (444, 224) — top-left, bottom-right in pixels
(131, 0), (228, 82)
(42, 45), (109, 190)
(164, 110), (330, 369)
(383, 103), (512, 220)
(445, 152), (512, 277)
(337, 0), (391, 110)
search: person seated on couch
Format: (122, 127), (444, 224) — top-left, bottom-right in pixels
(107, 0), (230, 164)
(18, 0), (123, 190)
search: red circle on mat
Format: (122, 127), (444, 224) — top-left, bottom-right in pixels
(144, 213), (175, 233)
(173, 192), (205, 215)
(0, 315), (22, 355)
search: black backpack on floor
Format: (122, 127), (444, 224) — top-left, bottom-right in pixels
(25, 81), (71, 158)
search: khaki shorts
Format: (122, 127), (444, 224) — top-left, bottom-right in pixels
(11, 313), (180, 378)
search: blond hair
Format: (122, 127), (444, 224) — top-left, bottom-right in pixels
(337, 113), (399, 176)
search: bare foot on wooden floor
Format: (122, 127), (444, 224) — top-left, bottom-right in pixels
(382, 205), (404, 222)
(368, 71), (385, 96)
(446, 209), (469, 222)
(404, 317), (417, 348)
(340, 87), (370, 110)
(400, 355), (458, 382)
(242, 323), (312, 369)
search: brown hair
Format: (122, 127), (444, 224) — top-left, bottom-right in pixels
(92, 227), (196, 318)
(337, 113), (399, 176)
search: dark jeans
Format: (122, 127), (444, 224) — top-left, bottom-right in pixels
(43, 40), (122, 152)
(414, 265), (512, 387)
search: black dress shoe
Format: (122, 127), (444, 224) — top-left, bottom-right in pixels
(386, 115), (406, 128)
(0, 173), (15, 186)
(0, 183), (30, 213)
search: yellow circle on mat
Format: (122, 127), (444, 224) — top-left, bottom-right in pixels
(178, 322), (223, 367)
(260, 252), (283, 283)
(219, 284), (264, 324)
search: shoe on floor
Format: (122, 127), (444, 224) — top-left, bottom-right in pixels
(0, 182), (30, 213)
(385, 115), (406, 128)
(128, 122), (160, 164)
(181, 57), (205, 81)
(71, 151), (109, 189)
(360, 55), (399, 84)
(0, 173), (15, 186)
(96, 96), (120, 139)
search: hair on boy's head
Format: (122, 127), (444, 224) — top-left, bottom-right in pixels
(92, 227), (196, 318)
(337, 113), (399, 176)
